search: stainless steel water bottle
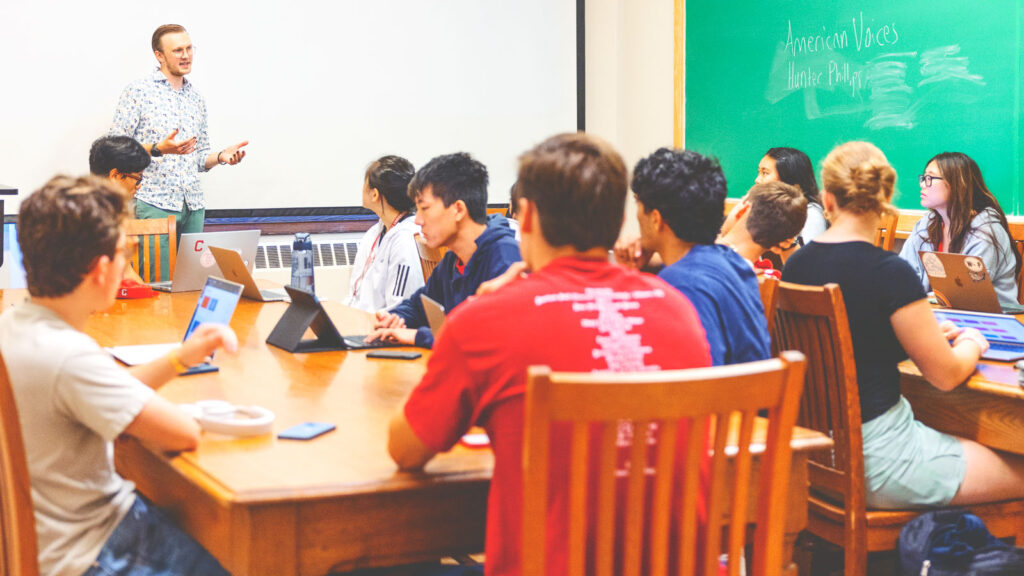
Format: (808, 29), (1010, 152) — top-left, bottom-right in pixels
(290, 233), (315, 293)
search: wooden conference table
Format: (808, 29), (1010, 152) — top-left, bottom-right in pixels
(6, 289), (831, 575)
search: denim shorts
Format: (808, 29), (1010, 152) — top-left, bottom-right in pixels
(861, 396), (966, 509)
(82, 494), (228, 576)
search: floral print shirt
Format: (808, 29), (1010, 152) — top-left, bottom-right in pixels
(109, 69), (211, 211)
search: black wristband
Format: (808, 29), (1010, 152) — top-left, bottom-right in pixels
(150, 145), (163, 158)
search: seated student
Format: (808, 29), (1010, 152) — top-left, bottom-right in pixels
(0, 175), (237, 575)
(899, 152), (1020, 307)
(784, 141), (1024, 508)
(621, 147), (770, 366)
(754, 146), (826, 243)
(89, 135), (152, 286)
(504, 181), (522, 240)
(368, 152), (521, 349)
(718, 181), (808, 278)
(344, 155), (425, 313)
(388, 133), (711, 575)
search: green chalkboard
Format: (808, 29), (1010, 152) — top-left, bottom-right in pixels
(685, 1), (1024, 213)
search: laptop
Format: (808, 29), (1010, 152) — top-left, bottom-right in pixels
(107, 276), (245, 374)
(421, 294), (446, 337)
(919, 251), (1024, 315)
(151, 230), (260, 293)
(208, 245), (288, 302)
(932, 309), (1024, 362)
(266, 285), (403, 352)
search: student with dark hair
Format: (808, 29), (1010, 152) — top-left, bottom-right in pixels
(344, 155), (424, 313)
(754, 146), (826, 243)
(899, 152), (1020, 308)
(505, 181), (522, 240)
(718, 181), (808, 273)
(368, 152), (520, 348)
(1, 175), (236, 575)
(89, 135), (152, 195)
(389, 133), (711, 575)
(625, 147), (770, 366)
(784, 141), (1024, 508)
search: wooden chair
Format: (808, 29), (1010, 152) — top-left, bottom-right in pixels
(414, 233), (447, 282)
(873, 212), (897, 252)
(0, 352), (39, 576)
(522, 352), (807, 576)
(759, 275), (779, 341)
(124, 216), (176, 283)
(771, 282), (1024, 576)
(1007, 219), (1024, 304)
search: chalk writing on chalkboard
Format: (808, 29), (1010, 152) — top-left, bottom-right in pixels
(765, 12), (985, 130)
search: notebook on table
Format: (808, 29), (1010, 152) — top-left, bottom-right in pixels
(919, 251), (1024, 315)
(932, 309), (1024, 362)
(150, 230), (260, 293)
(208, 245), (288, 302)
(107, 276), (245, 374)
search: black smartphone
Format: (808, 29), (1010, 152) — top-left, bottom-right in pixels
(277, 422), (336, 441)
(366, 351), (422, 360)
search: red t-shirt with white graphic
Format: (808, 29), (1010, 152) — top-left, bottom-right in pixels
(404, 257), (712, 576)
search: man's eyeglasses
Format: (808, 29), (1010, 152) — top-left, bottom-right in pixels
(170, 46), (195, 59)
(918, 174), (944, 187)
(122, 173), (143, 186)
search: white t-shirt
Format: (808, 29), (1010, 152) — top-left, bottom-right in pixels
(344, 216), (425, 313)
(0, 301), (154, 576)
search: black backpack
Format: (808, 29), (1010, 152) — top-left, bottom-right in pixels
(898, 509), (1024, 575)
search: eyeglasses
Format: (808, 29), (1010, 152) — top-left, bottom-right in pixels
(169, 46), (195, 59)
(918, 174), (944, 187)
(122, 173), (143, 184)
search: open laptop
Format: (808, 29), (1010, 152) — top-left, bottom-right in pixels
(208, 245), (288, 302)
(919, 251), (1024, 315)
(932, 309), (1024, 362)
(421, 294), (446, 337)
(266, 286), (403, 352)
(107, 276), (245, 374)
(151, 230), (260, 293)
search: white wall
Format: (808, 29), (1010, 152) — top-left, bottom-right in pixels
(585, 0), (676, 236)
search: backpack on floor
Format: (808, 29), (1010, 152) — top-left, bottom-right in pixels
(898, 509), (1024, 576)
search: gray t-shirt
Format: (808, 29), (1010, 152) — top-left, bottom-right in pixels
(0, 301), (154, 576)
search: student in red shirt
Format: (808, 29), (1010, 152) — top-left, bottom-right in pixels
(388, 133), (712, 576)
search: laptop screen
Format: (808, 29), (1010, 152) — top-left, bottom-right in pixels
(932, 310), (1024, 345)
(184, 277), (244, 341)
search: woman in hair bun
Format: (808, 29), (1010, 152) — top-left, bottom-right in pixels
(899, 152), (1020, 307)
(783, 141), (1024, 509)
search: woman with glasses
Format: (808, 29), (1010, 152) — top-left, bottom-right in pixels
(344, 155), (425, 313)
(899, 152), (1020, 307)
(784, 141), (1024, 508)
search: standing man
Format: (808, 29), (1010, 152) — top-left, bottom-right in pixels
(109, 24), (248, 268)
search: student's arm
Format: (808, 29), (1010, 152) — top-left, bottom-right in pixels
(891, 299), (983, 391)
(388, 414), (437, 470)
(128, 324), (238, 389)
(123, 396), (201, 452)
(897, 217), (931, 290)
(961, 214), (1019, 303)
(384, 231), (426, 309)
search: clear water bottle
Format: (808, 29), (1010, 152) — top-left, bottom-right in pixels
(290, 232), (315, 293)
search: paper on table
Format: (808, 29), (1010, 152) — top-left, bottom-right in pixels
(106, 343), (179, 366)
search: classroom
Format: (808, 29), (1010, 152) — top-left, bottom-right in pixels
(4, 2), (1024, 576)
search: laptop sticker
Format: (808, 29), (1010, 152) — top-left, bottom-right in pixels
(964, 256), (986, 282)
(922, 252), (946, 278)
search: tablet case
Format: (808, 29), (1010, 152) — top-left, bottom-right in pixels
(266, 286), (347, 353)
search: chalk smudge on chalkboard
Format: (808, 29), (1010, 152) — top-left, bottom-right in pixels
(918, 45), (985, 87)
(864, 52), (919, 130)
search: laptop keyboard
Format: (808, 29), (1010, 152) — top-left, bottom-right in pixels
(989, 342), (1024, 352)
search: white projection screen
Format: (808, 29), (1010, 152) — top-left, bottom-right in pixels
(0, 1), (579, 213)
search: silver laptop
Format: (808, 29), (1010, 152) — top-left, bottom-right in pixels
(151, 230), (260, 292)
(208, 245), (288, 302)
(932, 309), (1024, 362)
(421, 294), (446, 336)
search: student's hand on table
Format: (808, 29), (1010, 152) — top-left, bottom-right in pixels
(953, 327), (990, 354)
(366, 328), (417, 346)
(938, 319), (963, 342)
(156, 129), (198, 155)
(476, 262), (528, 296)
(180, 324), (239, 366)
(612, 234), (650, 269)
(374, 311), (406, 330)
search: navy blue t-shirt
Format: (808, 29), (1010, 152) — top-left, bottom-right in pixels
(782, 241), (926, 422)
(658, 244), (770, 366)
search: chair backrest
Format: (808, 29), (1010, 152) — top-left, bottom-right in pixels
(124, 216), (177, 283)
(771, 283), (866, 544)
(759, 275), (780, 345)
(873, 212), (897, 252)
(0, 352), (40, 576)
(414, 233), (447, 282)
(522, 352), (807, 576)
(1007, 219), (1024, 305)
